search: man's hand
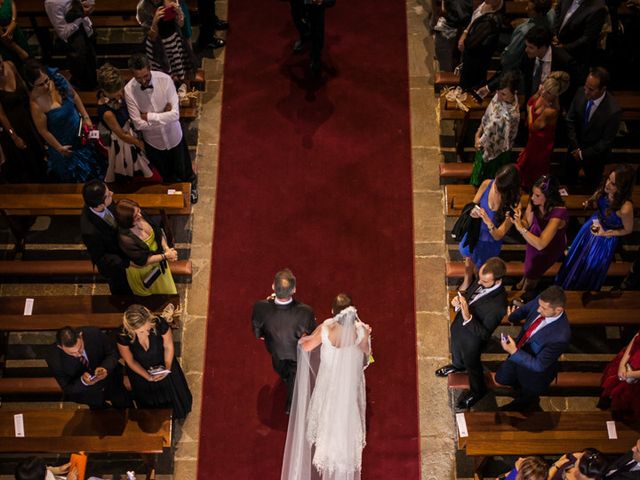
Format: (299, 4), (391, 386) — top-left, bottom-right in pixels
(501, 334), (517, 354)
(80, 0), (94, 16)
(93, 367), (108, 381)
(81, 372), (98, 385)
(459, 294), (471, 320)
(506, 305), (519, 316)
(164, 102), (172, 112)
(571, 148), (582, 160)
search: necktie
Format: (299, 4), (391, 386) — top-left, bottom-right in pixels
(584, 99), (594, 128)
(516, 315), (545, 348)
(103, 210), (117, 229)
(79, 353), (89, 370)
(532, 58), (543, 94)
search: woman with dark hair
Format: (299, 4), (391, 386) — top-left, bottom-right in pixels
(459, 164), (521, 292)
(25, 59), (103, 183)
(496, 456), (548, 480)
(469, 70), (521, 187)
(548, 449), (608, 480)
(0, 0), (30, 66)
(516, 71), (570, 190)
(556, 165), (635, 291)
(115, 198), (178, 295)
(511, 175), (568, 298)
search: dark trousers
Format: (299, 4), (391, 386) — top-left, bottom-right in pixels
(563, 153), (605, 191)
(272, 356), (297, 410)
(66, 28), (97, 91)
(107, 269), (133, 296)
(196, 0), (220, 47)
(451, 337), (486, 396)
(290, 0), (326, 61)
(144, 137), (195, 183)
(69, 366), (132, 409)
(495, 360), (552, 410)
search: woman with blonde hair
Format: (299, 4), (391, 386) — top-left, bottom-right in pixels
(516, 71), (570, 190)
(497, 456), (548, 479)
(117, 303), (192, 419)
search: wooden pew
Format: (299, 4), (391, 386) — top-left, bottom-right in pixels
(78, 91), (199, 120)
(448, 371), (602, 391)
(65, 69), (206, 94)
(0, 376), (133, 395)
(447, 290), (640, 326)
(0, 408), (172, 453)
(446, 260), (631, 279)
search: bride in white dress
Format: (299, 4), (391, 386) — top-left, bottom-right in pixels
(281, 298), (372, 480)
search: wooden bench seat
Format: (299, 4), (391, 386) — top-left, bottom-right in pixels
(68, 69), (206, 94)
(0, 376), (133, 395)
(446, 260), (630, 278)
(0, 259), (192, 278)
(447, 371), (602, 391)
(78, 91), (198, 120)
(447, 290), (640, 326)
(0, 408), (171, 453)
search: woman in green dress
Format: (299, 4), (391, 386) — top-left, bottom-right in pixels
(114, 198), (177, 296)
(0, 0), (30, 67)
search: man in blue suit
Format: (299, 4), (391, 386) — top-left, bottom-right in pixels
(496, 285), (571, 411)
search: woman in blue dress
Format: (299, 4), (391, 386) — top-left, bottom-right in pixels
(25, 59), (104, 182)
(556, 165), (635, 291)
(459, 164), (521, 292)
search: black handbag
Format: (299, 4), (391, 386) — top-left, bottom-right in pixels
(451, 202), (481, 253)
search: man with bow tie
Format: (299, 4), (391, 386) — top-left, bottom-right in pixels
(435, 257), (508, 410)
(496, 285), (571, 411)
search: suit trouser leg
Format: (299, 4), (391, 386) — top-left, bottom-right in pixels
(463, 347), (486, 396)
(450, 336), (467, 371)
(308, 5), (325, 62)
(66, 28), (97, 90)
(104, 368), (133, 408)
(290, 0), (310, 39)
(196, 0), (216, 47)
(272, 356), (297, 409)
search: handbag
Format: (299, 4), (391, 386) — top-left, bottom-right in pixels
(451, 202), (481, 253)
(142, 266), (162, 289)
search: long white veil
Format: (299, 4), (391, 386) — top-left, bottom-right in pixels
(281, 306), (371, 480)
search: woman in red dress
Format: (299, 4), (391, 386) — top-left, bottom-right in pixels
(516, 71), (570, 190)
(599, 330), (640, 420)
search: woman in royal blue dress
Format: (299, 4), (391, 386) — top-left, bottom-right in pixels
(458, 164), (521, 292)
(556, 165), (635, 291)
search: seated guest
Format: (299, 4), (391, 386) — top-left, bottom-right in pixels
(516, 72), (570, 190)
(80, 180), (132, 295)
(556, 165), (634, 291)
(496, 456), (548, 480)
(0, 0), (30, 66)
(496, 285), (571, 411)
(435, 257), (508, 410)
(604, 438), (640, 479)
(511, 175), (568, 300)
(458, 0), (503, 91)
(565, 67), (622, 189)
(136, 0), (196, 84)
(15, 456), (104, 480)
(115, 198), (178, 296)
(25, 59), (104, 183)
(598, 329), (640, 421)
(0, 55), (46, 183)
(469, 71), (521, 188)
(549, 449), (608, 480)
(44, 0), (97, 91)
(46, 326), (132, 409)
(96, 63), (156, 183)
(117, 304), (192, 419)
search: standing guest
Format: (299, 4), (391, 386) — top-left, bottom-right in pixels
(0, 0), (30, 66)
(459, 164), (521, 293)
(549, 449), (609, 480)
(434, 257), (508, 410)
(25, 59), (104, 183)
(252, 268), (316, 413)
(565, 67), (622, 188)
(196, 0), (227, 51)
(496, 285), (571, 411)
(458, 0), (503, 91)
(0, 56), (46, 183)
(96, 63), (156, 183)
(44, 0), (97, 91)
(117, 304), (192, 419)
(598, 329), (640, 421)
(604, 438), (640, 479)
(136, 0), (196, 84)
(511, 175), (569, 300)
(469, 71), (521, 187)
(556, 165), (634, 291)
(496, 456), (549, 480)
(115, 198), (178, 296)
(516, 72), (569, 190)
(124, 54), (198, 203)
(46, 326), (132, 409)
(290, 0), (334, 75)
(80, 180), (132, 295)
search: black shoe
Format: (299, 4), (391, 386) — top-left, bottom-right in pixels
(190, 187), (198, 205)
(214, 19), (229, 30)
(292, 39), (305, 53)
(435, 364), (462, 377)
(596, 396), (612, 410)
(456, 390), (483, 410)
(309, 59), (321, 75)
(207, 37), (226, 49)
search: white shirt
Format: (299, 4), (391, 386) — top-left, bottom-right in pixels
(275, 297), (293, 305)
(44, 0), (93, 42)
(89, 206), (116, 225)
(528, 310), (564, 338)
(124, 71), (183, 150)
(586, 91), (606, 122)
(536, 47), (553, 84)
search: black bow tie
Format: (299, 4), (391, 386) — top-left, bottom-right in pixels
(141, 84), (154, 91)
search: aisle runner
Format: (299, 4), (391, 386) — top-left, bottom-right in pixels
(198, 0), (420, 477)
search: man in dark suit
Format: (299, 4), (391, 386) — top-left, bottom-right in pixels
(195, 0), (228, 51)
(80, 180), (131, 295)
(435, 257), (508, 410)
(46, 326), (131, 408)
(290, 0), (334, 74)
(553, 0), (606, 74)
(565, 66), (622, 188)
(496, 285), (571, 411)
(605, 438), (640, 479)
(252, 268), (316, 413)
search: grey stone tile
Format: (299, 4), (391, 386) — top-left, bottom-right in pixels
(415, 257), (447, 313)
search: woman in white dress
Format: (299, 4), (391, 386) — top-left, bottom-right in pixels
(281, 295), (372, 480)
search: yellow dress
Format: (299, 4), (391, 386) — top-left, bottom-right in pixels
(126, 229), (177, 296)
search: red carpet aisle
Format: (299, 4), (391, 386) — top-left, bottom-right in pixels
(197, 0), (420, 477)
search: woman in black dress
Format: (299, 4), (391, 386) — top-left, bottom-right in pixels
(117, 304), (192, 419)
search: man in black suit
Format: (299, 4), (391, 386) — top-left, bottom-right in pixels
(435, 257), (508, 410)
(605, 438), (640, 479)
(553, 0), (606, 74)
(196, 0), (228, 51)
(496, 285), (571, 411)
(46, 326), (131, 408)
(565, 66), (622, 188)
(252, 268), (316, 413)
(290, 0), (334, 74)
(80, 180), (131, 295)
